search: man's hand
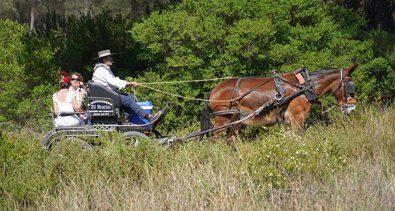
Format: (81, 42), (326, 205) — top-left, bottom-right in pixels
(127, 81), (141, 87)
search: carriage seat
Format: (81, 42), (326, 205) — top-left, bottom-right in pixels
(86, 81), (121, 108)
(85, 81), (122, 124)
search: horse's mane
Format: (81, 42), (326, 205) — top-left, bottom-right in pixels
(310, 68), (338, 76)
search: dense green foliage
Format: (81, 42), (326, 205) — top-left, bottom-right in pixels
(33, 12), (141, 78)
(131, 0), (394, 129)
(0, 20), (56, 128)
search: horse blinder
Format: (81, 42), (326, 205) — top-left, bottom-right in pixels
(340, 76), (356, 114)
(344, 77), (355, 94)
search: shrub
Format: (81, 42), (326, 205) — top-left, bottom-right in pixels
(0, 20), (56, 128)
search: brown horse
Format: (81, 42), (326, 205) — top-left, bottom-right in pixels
(200, 64), (358, 145)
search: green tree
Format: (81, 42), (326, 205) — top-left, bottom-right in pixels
(0, 20), (26, 122)
(32, 12), (141, 79)
(0, 20), (56, 128)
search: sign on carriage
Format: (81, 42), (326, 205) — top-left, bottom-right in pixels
(89, 99), (114, 116)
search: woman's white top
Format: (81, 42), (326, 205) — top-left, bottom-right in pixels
(53, 89), (83, 127)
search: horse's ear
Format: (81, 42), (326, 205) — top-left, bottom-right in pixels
(346, 63), (358, 76)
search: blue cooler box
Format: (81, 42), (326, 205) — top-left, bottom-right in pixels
(130, 101), (153, 124)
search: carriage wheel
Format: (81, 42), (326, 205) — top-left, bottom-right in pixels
(42, 131), (57, 150)
(51, 137), (93, 153)
(122, 131), (149, 147)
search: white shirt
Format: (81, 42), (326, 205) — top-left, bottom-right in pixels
(53, 90), (83, 127)
(92, 63), (127, 90)
(70, 87), (83, 103)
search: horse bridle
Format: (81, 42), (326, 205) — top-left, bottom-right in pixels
(338, 68), (356, 112)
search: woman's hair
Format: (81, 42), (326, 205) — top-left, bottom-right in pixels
(72, 72), (84, 82)
(71, 72), (85, 89)
(59, 82), (69, 89)
(59, 70), (70, 89)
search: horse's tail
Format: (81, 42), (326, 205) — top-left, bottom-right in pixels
(200, 91), (213, 140)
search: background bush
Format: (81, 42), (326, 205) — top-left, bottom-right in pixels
(0, 20), (56, 130)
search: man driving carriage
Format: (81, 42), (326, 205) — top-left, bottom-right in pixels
(92, 49), (163, 123)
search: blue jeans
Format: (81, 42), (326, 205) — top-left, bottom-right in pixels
(119, 94), (149, 118)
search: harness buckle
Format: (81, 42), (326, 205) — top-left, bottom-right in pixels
(273, 70), (285, 102)
(275, 92), (283, 101)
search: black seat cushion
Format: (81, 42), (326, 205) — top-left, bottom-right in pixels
(86, 81), (121, 108)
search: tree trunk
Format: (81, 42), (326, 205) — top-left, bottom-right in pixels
(131, 0), (146, 19)
(30, 0), (37, 31)
(366, 0), (394, 30)
(84, 0), (92, 17)
(14, 0), (21, 22)
(330, 0), (394, 31)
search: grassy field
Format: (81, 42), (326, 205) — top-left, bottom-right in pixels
(1, 104), (394, 210)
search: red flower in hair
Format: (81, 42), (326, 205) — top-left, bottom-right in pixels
(59, 71), (70, 84)
(60, 71), (69, 77)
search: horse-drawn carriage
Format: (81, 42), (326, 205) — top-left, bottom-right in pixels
(42, 81), (167, 149)
(42, 64), (358, 149)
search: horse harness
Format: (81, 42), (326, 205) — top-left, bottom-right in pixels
(212, 68), (321, 117)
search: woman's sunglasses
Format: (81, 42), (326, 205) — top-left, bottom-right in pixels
(71, 78), (80, 81)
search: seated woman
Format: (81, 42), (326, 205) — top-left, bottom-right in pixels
(70, 72), (86, 111)
(52, 72), (84, 127)
(70, 72), (88, 122)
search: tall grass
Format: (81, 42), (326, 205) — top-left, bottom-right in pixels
(1, 105), (394, 210)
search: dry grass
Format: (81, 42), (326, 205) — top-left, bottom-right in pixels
(36, 153), (394, 210)
(1, 105), (394, 210)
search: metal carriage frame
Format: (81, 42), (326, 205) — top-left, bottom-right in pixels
(42, 81), (166, 149)
(41, 117), (165, 149)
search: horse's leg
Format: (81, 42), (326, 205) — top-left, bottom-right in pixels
(227, 122), (242, 151)
(225, 113), (241, 148)
(209, 115), (233, 143)
(284, 99), (311, 135)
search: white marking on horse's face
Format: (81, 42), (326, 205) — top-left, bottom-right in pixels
(341, 104), (356, 115)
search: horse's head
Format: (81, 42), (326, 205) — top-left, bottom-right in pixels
(332, 64), (357, 114)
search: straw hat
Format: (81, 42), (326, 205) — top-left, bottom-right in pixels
(94, 49), (116, 59)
